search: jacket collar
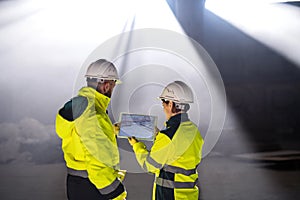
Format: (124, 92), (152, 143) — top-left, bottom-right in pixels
(78, 87), (110, 111)
(166, 113), (189, 128)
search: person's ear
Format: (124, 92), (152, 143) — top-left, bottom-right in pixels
(168, 100), (173, 109)
(104, 82), (110, 93)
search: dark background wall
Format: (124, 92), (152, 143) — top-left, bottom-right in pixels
(166, 0), (300, 152)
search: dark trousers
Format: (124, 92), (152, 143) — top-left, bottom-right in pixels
(67, 174), (124, 200)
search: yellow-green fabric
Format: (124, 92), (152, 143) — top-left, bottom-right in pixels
(133, 114), (204, 200)
(56, 87), (124, 198)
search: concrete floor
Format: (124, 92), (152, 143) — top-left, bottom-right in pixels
(1, 151), (299, 200)
(124, 152), (300, 200)
(198, 153), (300, 200)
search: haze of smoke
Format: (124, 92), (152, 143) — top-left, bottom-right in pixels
(0, 118), (63, 164)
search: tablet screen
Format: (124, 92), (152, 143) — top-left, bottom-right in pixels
(118, 113), (157, 141)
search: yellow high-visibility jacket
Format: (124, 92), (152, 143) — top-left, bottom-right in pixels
(56, 87), (126, 199)
(133, 113), (204, 200)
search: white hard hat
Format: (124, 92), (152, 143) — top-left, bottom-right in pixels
(85, 59), (121, 83)
(159, 81), (194, 104)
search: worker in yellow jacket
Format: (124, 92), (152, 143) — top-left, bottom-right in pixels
(128, 81), (204, 200)
(56, 59), (127, 200)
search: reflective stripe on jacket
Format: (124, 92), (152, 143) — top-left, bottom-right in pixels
(56, 87), (125, 199)
(133, 113), (204, 200)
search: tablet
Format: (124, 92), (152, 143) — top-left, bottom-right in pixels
(118, 113), (157, 141)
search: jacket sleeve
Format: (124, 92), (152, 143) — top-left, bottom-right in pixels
(56, 96), (87, 139)
(55, 113), (74, 139)
(133, 132), (174, 173)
